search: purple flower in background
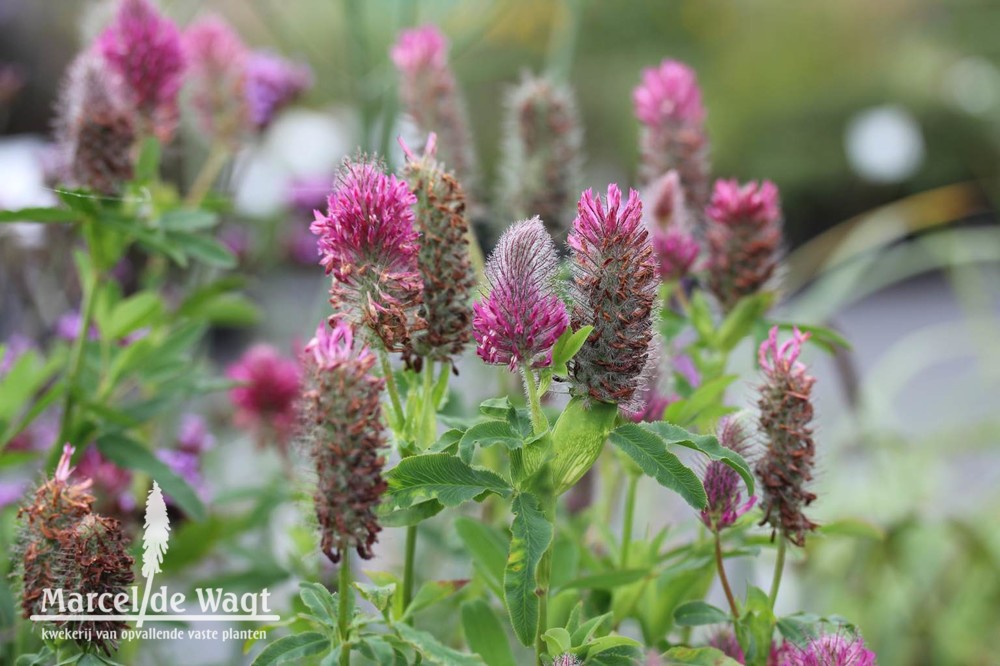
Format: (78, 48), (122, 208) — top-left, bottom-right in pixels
(707, 629), (744, 663)
(244, 51), (311, 131)
(287, 175), (332, 215)
(183, 15), (248, 142)
(1, 333), (34, 375)
(0, 480), (27, 510)
(310, 159), (423, 353)
(157, 449), (208, 503)
(75, 445), (135, 514)
(177, 413), (214, 455)
(227, 344), (302, 451)
(568, 185), (657, 408)
(473, 217), (568, 370)
(391, 25), (448, 72)
(633, 59), (710, 217)
(642, 171), (700, 282)
(96, 0), (185, 142)
(673, 352), (700, 388)
(700, 418), (756, 531)
(56, 310), (99, 342)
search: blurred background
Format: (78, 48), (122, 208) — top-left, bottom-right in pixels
(2, 1), (999, 664)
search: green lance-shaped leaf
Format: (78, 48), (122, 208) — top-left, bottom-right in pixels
(639, 422), (754, 495)
(550, 397), (619, 495)
(384, 453), (512, 509)
(609, 424), (707, 509)
(504, 492), (554, 646)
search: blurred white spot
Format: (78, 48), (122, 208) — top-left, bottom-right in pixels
(232, 109), (353, 217)
(0, 135), (57, 249)
(944, 57), (1000, 115)
(845, 106), (925, 184)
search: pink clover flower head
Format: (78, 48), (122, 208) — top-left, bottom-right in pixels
(96, 0), (185, 141)
(390, 25), (448, 74)
(226, 344), (302, 447)
(633, 59), (705, 127)
(473, 217), (568, 370)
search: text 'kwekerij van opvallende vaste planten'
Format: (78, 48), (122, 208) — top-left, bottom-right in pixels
(0, 1), (884, 664)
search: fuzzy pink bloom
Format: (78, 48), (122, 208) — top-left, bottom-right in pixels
(183, 16), (248, 141)
(700, 418), (756, 531)
(756, 326), (818, 547)
(633, 59), (710, 217)
(706, 179), (783, 312)
(227, 344), (302, 450)
(390, 25), (476, 185)
(310, 159), (423, 352)
(96, 0), (185, 142)
(569, 185), (657, 407)
(708, 629), (745, 663)
(305, 321), (375, 371)
(652, 228), (699, 281)
(643, 170), (700, 280)
(784, 633), (876, 666)
(244, 51), (312, 131)
(634, 59), (704, 127)
(54, 53), (136, 194)
(708, 179), (781, 227)
(625, 389), (671, 423)
(473, 217), (568, 370)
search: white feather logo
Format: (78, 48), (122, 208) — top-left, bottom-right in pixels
(137, 481), (170, 627)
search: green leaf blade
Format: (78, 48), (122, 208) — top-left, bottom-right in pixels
(609, 424), (707, 509)
(504, 492), (554, 646)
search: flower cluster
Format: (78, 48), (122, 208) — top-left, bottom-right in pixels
(96, 0), (185, 142)
(227, 344), (302, 453)
(498, 73), (583, 238)
(310, 159), (424, 353)
(391, 25), (476, 186)
(183, 16), (248, 141)
(301, 322), (387, 562)
(786, 633), (877, 666)
(706, 179), (783, 312)
(643, 170), (700, 281)
(700, 418), (756, 532)
(473, 217), (568, 370)
(54, 53), (136, 195)
(402, 136), (476, 364)
(633, 59), (710, 217)
(756, 326), (818, 547)
(14, 446), (134, 655)
(244, 51), (312, 132)
(569, 185), (657, 407)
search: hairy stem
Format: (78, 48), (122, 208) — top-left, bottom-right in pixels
(520, 364), (547, 435)
(402, 523), (417, 624)
(378, 351), (405, 426)
(621, 473), (640, 568)
(338, 556), (352, 665)
(714, 531), (740, 619)
(185, 143), (229, 208)
(769, 535), (787, 607)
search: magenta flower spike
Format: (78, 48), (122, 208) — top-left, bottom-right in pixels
(391, 25), (477, 186)
(699, 418), (756, 532)
(568, 185), (657, 408)
(633, 59), (710, 214)
(183, 16), (249, 142)
(706, 178), (783, 312)
(244, 51), (312, 132)
(226, 344), (303, 452)
(96, 0), (185, 142)
(473, 217), (568, 370)
(310, 158), (424, 353)
(302, 321), (386, 562)
(756, 326), (818, 547)
(643, 170), (700, 281)
(787, 632), (877, 666)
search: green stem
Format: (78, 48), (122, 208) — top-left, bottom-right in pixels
(520, 364), (547, 435)
(769, 536), (787, 606)
(534, 547), (552, 666)
(338, 556), (352, 665)
(421, 358), (435, 445)
(185, 143), (229, 208)
(402, 523), (417, 624)
(620, 473), (639, 568)
(379, 351), (405, 427)
(56, 257), (99, 451)
(715, 531), (739, 619)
